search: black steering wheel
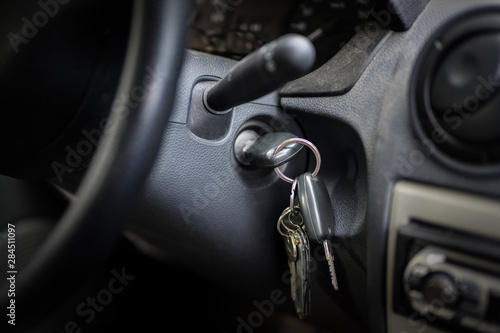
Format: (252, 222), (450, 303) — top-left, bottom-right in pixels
(1, 0), (192, 329)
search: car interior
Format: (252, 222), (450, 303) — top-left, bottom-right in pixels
(1, 0), (500, 332)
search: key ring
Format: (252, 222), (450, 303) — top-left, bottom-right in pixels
(273, 138), (321, 184)
(277, 206), (303, 236)
(290, 178), (298, 215)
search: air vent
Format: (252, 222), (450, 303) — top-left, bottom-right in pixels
(411, 11), (500, 171)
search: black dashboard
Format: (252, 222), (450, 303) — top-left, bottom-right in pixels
(2, 1), (500, 333)
(187, 0), (375, 67)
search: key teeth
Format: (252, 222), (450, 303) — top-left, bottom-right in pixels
(323, 240), (339, 291)
(332, 273), (339, 291)
(327, 259), (339, 291)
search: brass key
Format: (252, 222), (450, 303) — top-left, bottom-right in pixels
(278, 206), (311, 318)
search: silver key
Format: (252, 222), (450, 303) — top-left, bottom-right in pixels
(278, 206), (311, 319)
(322, 238), (339, 291)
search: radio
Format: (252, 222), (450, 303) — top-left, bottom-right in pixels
(386, 181), (500, 333)
(403, 246), (500, 333)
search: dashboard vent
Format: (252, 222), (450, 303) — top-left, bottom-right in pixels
(411, 11), (500, 171)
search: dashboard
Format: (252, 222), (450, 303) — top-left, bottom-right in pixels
(187, 0), (375, 67)
(3, 1), (500, 333)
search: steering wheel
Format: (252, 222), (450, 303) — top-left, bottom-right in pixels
(1, 0), (192, 328)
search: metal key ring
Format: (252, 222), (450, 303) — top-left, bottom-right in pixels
(287, 210), (303, 228)
(290, 178), (298, 215)
(277, 215), (294, 237)
(273, 138), (321, 184)
(277, 206), (302, 236)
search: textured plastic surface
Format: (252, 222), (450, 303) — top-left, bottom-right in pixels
(187, 80), (233, 140)
(128, 50), (307, 298)
(281, 22), (390, 97)
(120, 1), (500, 332)
(386, 0), (431, 31)
(280, 1), (500, 332)
(281, 0), (433, 97)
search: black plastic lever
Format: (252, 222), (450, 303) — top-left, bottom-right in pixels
(204, 34), (316, 113)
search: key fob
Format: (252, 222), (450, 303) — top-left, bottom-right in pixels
(296, 172), (335, 244)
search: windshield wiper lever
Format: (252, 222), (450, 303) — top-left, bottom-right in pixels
(204, 34), (316, 113)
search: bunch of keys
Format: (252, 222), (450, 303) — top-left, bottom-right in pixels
(277, 198), (311, 318)
(243, 133), (340, 319)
